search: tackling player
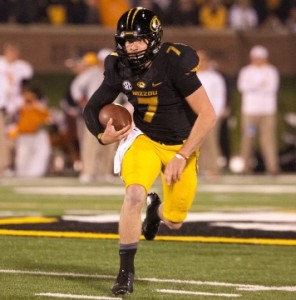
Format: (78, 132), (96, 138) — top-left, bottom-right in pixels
(83, 7), (216, 295)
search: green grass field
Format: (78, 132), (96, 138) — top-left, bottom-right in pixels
(0, 175), (295, 300)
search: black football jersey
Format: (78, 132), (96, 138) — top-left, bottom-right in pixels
(84, 42), (202, 144)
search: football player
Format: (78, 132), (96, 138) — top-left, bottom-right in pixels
(83, 7), (216, 295)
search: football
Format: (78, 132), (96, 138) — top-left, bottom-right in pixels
(98, 103), (132, 131)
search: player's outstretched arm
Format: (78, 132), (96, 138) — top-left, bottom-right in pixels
(181, 86), (216, 156)
(164, 86), (216, 185)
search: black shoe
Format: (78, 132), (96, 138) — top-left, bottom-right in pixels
(142, 193), (161, 240)
(111, 270), (134, 295)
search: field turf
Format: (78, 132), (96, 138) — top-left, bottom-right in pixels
(0, 175), (295, 300)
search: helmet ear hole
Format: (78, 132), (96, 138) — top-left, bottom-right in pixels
(115, 7), (162, 73)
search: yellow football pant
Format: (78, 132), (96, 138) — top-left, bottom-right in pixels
(121, 135), (199, 223)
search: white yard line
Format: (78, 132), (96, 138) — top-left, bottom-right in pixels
(1, 269), (296, 293)
(200, 185), (296, 194)
(0, 269), (113, 279)
(13, 184), (296, 195)
(61, 211), (296, 224)
(157, 289), (241, 297)
(1, 211), (295, 224)
(14, 187), (126, 196)
(145, 277), (296, 292)
(35, 293), (121, 300)
(212, 222), (296, 231)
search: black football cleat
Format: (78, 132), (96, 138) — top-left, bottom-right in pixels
(111, 270), (134, 295)
(142, 192), (161, 240)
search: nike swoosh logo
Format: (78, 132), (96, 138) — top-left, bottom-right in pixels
(152, 82), (163, 87)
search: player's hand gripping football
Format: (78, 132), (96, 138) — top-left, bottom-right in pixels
(100, 118), (132, 145)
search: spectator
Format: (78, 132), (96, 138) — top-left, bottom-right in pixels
(168, 0), (199, 25)
(0, 0), (10, 22)
(66, 0), (89, 24)
(265, 0), (293, 24)
(252, 0), (268, 25)
(259, 13), (285, 32)
(47, 0), (67, 25)
(36, 0), (50, 23)
(286, 5), (296, 32)
(97, 0), (130, 28)
(134, 0), (169, 25)
(196, 50), (227, 178)
(223, 0), (236, 10)
(84, 0), (101, 24)
(58, 55), (85, 174)
(155, 0), (173, 25)
(0, 70), (10, 176)
(0, 42), (33, 176)
(71, 49), (120, 183)
(237, 45), (280, 175)
(66, 0), (100, 24)
(199, 0), (228, 29)
(0, 42), (34, 116)
(7, 84), (52, 177)
(12, 0), (38, 24)
(229, 0), (258, 31)
(0, 0), (38, 24)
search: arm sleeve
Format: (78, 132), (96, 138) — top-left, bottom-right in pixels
(83, 81), (120, 137)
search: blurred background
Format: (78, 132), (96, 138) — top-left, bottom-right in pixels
(0, 0), (295, 180)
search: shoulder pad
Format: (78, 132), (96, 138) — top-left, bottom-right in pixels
(162, 42), (200, 74)
(103, 53), (123, 87)
(104, 53), (119, 71)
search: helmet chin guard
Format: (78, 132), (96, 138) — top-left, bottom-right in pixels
(115, 7), (163, 73)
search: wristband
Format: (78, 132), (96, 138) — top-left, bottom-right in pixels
(97, 133), (106, 145)
(175, 152), (189, 161)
